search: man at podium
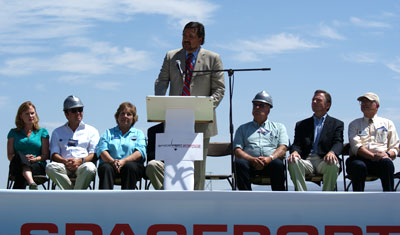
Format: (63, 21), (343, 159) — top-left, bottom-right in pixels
(149, 21), (225, 190)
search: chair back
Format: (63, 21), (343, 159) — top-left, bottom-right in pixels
(208, 142), (232, 156)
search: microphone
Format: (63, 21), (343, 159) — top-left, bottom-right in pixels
(176, 60), (184, 76)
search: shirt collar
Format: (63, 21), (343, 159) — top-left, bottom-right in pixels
(65, 121), (85, 131)
(186, 47), (200, 58)
(252, 119), (269, 128)
(313, 113), (327, 123)
(363, 114), (377, 123)
(116, 125), (135, 135)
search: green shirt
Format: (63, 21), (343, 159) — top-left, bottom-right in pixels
(8, 128), (49, 166)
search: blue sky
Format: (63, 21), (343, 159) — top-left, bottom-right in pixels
(1, 0), (400, 190)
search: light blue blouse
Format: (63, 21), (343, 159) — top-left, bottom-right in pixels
(96, 126), (146, 164)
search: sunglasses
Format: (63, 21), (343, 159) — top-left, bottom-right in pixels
(70, 107), (83, 113)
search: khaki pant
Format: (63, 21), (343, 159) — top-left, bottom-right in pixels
(46, 161), (96, 190)
(146, 138), (209, 190)
(288, 154), (339, 191)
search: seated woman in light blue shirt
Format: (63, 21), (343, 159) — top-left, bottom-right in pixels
(96, 102), (146, 189)
(7, 101), (49, 189)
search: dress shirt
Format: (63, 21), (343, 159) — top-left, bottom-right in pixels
(311, 114), (327, 154)
(234, 120), (289, 157)
(348, 115), (399, 156)
(96, 125), (147, 164)
(50, 121), (99, 159)
(186, 48), (199, 67)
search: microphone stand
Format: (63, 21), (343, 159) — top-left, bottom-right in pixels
(192, 67), (271, 190)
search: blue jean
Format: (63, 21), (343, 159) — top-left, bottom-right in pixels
(235, 157), (285, 191)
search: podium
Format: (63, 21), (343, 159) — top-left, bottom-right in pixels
(146, 96), (213, 190)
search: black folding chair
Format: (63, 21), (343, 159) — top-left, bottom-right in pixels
(205, 142), (234, 189)
(342, 143), (380, 191)
(250, 157), (289, 191)
(144, 123), (164, 190)
(7, 173), (50, 190)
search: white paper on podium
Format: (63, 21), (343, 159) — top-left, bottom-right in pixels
(155, 133), (203, 162)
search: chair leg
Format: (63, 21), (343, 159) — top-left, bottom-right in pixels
(227, 178), (233, 189)
(395, 180), (400, 191)
(7, 176), (13, 189)
(346, 181), (352, 191)
(145, 179), (151, 190)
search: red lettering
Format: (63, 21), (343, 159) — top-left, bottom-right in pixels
(111, 224), (135, 235)
(21, 223), (400, 235)
(21, 223), (58, 235)
(66, 223), (102, 235)
(193, 224), (227, 235)
(147, 224), (186, 235)
(234, 225), (270, 235)
(277, 225), (318, 235)
(325, 225), (362, 235)
(367, 226), (400, 235)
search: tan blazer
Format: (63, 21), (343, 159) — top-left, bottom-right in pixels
(155, 48), (225, 138)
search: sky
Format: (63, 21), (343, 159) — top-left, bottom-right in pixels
(1, 0), (400, 190)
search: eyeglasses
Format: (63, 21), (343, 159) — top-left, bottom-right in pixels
(70, 107), (83, 113)
(359, 100), (375, 105)
(253, 103), (267, 108)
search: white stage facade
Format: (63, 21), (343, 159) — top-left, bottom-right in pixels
(1, 190), (399, 234)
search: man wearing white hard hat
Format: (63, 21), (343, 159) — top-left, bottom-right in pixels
(46, 95), (99, 189)
(347, 92), (399, 191)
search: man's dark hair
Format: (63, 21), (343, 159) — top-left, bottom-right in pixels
(184, 21), (205, 45)
(314, 89), (332, 111)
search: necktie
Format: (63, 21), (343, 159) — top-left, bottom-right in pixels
(368, 118), (374, 136)
(182, 53), (194, 96)
(312, 116), (324, 154)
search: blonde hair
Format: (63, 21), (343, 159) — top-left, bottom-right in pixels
(15, 101), (40, 131)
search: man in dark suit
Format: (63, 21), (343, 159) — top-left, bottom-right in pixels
(288, 90), (344, 191)
(149, 21), (225, 190)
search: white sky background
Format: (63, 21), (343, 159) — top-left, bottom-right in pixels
(1, 0), (400, 190)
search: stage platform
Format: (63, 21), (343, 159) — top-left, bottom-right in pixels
(1, 190), (399, 234)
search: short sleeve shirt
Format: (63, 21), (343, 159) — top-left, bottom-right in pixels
(234, 120), (289, 157)
(96, 126), (147, 164)
(50, 122), (99, 159)
(8, 128), (49, 166)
